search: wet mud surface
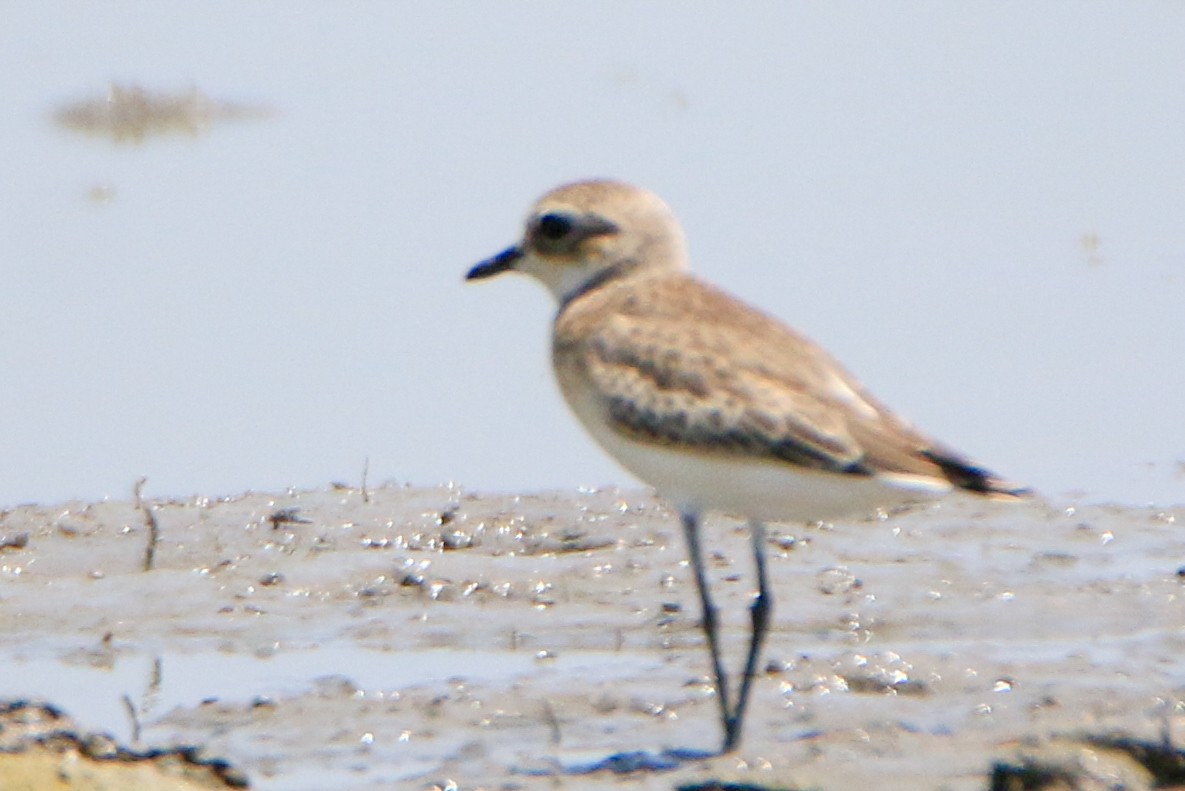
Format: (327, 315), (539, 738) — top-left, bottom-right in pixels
(0, 485), (1182, 790)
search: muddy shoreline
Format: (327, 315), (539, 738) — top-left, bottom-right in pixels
(1, 485), (1182, 789)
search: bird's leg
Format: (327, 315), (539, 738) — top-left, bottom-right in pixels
(724, 519), (772, 753)
(680, 509), (732, 751)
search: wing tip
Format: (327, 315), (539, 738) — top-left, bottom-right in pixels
(920, 449), (1032, 501)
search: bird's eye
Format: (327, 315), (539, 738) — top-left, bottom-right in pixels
(536, 213), (573, 241)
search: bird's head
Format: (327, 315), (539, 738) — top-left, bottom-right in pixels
(466, 179), (688, 303)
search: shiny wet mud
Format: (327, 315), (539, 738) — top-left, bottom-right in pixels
(0, 485), (1182, 790)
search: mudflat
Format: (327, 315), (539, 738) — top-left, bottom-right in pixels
(0, 485), (1181, 790)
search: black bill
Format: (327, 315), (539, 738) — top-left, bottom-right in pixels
(466, 246), (522, 280)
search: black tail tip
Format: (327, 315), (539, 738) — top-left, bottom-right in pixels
(921, 449), (1031, 500)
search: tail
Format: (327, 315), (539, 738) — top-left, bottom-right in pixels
(921, 448), (1031, 500)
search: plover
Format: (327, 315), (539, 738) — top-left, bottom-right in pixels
(466, 179), (1027, 753)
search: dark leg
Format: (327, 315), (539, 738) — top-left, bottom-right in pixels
(724, 519), (772, 753)
(680, 509), (732, 751)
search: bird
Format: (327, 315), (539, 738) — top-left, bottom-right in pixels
(465, 178), (1028, 754)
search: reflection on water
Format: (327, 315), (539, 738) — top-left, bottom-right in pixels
(0, 644), (655, 746)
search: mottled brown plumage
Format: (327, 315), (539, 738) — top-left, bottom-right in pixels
(554, 267), (1023, 496)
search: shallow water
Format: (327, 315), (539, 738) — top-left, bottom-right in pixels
(1, 484), (1182, 789)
